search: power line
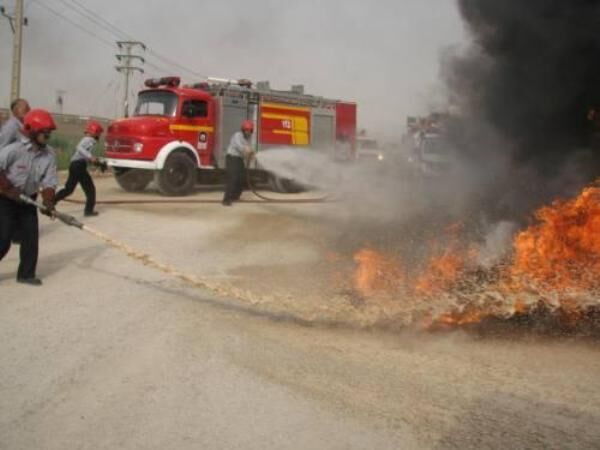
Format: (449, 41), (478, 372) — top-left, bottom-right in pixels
(53, 0), (197, 77)
(145, 49), (205, 79)
(33, 1), (114, 49)
(32, 1), (173, 76)
(54, 0), (206, 79)
(26, 0), (207, 116)
(66, 0), (128, 38)
(53, 0), (117, 39)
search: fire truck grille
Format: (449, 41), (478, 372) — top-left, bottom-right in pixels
(106, 138), (134, 153)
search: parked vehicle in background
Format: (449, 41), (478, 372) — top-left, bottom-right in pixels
(414, 131), (455, 177)
(356, 134), (384, 162)
(404, 113), (456, 177)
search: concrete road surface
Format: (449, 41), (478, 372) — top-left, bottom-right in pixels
(1, 177), (600, 449)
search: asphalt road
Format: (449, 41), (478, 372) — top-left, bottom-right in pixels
(1, 177), (599, 449)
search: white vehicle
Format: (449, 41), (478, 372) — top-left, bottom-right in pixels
(356, 135), (385, 162)
(414, 132), (455, 177)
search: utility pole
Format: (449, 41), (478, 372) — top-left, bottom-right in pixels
(115, 41), (145, 117)
(1, 0), (28, 103)
(56, 90), (66, 114)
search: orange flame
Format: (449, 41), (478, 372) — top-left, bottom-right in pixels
(414, 224), (472, 296)
(353, 248), (405, 297)
(511, 185), (600, 292)
(414, 252), (467, 296)
(350, 182), (600, 330)
(435, 307), (485, 327)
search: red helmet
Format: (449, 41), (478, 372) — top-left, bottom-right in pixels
(241, 120), (254, 132)
(85, 120), (104, 138)
(22, 109), (56, 135)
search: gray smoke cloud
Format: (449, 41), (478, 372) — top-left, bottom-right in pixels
(258, 0), (600, 259)
(257, 143), (484, 226)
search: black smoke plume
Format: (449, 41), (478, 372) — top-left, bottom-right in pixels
(444, 0), (600, 210)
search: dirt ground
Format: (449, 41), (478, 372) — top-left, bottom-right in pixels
(1, 176), (600, 449)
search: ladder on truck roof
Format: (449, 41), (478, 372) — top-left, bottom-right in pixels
(200, 77), (337, 108)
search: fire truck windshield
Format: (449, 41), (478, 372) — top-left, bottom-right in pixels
(134, 91), (178, 117)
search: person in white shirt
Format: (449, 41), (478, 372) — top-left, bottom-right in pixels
(222, 120), (255, 206)
(0, 109), (58, 286)
(0, 98), (30, 149)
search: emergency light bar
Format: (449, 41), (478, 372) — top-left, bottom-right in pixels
(144, 77), (181, 88)
(207, 77), (253, 88)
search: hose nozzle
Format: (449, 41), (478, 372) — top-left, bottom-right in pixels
(19, 194), (84, 229)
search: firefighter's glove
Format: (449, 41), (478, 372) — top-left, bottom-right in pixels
(0, 171), (22, 202)
(41, 188), (56, 217)
(3, 187), (22, 202)
(92, 158), (108, 173)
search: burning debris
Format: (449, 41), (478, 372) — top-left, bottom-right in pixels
(353, 248), (406, 298)
(413, 224), (474, 297)
(366, 0), (600, 335)
(511, 184), (600, 293)
(351, 182), (600, 335)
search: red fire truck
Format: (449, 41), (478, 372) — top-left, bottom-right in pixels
(105, 76), (357, 195)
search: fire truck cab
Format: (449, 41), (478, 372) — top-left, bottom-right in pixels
(105, 76), (357, 195)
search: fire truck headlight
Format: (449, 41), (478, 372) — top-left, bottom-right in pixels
(133, 142), (144, 153)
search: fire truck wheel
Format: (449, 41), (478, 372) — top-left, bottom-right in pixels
(114, 169), (153, 192)
(157, 152), (197, 196)
(268, 174), (304, 194)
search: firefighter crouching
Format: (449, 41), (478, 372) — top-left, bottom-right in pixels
(0, 109), (58, 286)
(222, 120), (256, 206)
(55, 121), (104, 217)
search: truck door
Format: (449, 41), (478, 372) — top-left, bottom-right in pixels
(216, 93), (253, 169)
(178, 99), (214, 167)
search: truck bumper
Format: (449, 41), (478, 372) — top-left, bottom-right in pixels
(105, 158), (157, 170)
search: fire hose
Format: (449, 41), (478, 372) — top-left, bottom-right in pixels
(65, 157), (335, 206)
(17, 193), (246, 299)
(245, 156), (333, 203)
(19, 195), (84, 229)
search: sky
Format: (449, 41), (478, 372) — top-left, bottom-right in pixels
(0, 0), (468, 138)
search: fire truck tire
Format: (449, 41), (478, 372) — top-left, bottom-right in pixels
(114, 169), (153, 192)
(268, 174), (304, 194)
(157, 152), (197, 196)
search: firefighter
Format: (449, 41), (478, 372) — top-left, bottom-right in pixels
(0, 109), (58, 286)
(222, 120), (255, 206)
(0, 98), (30, 148)
(55, 121), (104, 217)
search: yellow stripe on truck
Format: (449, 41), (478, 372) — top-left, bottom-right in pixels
(272, 129), (309, 145)
(261, 102), (310, 112)
(170, 124), (214, 133)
